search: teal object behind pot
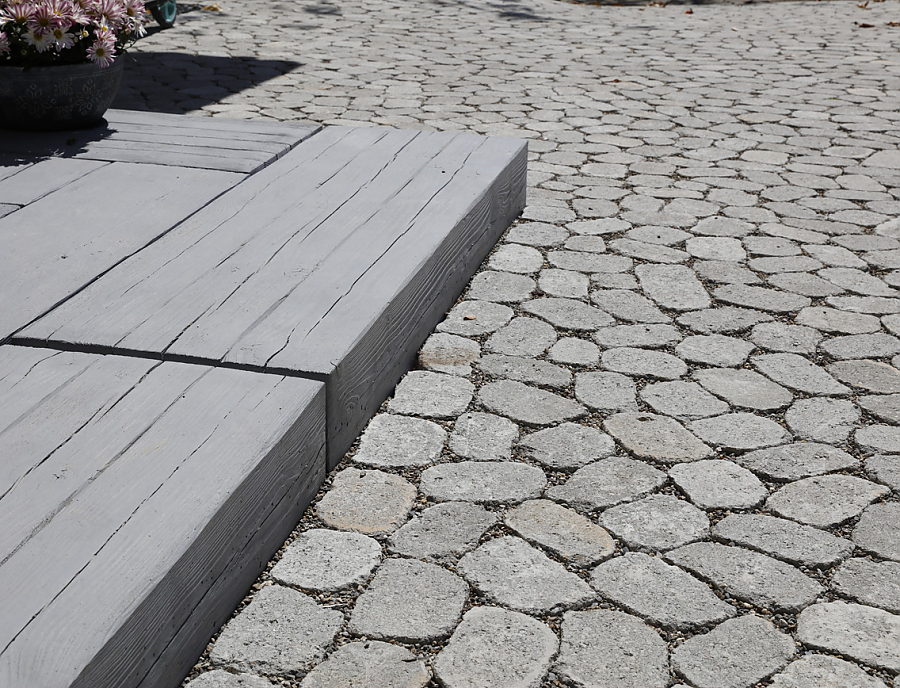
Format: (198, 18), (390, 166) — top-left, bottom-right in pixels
(0, 60), (124, 131)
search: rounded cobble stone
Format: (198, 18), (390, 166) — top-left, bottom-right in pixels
(270, 530), (382, 592)
(299, 641), (430, 688)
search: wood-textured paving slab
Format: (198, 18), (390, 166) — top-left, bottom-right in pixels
(21, 125), (528, 467)
(0, 346), (326, 688)
(0, 109), (319, 174)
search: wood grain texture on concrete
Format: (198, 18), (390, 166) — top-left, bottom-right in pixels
(0, 346), (326, 688)
(0, 160), (242, 342)
(21, 125), (528, 467)
(0, 109), (320, 174)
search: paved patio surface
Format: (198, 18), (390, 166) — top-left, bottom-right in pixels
(114, 0), (900, 686)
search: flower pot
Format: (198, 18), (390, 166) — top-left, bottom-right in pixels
(0, 60), (124, 131)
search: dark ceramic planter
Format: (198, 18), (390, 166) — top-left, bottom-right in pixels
(0, 60), (124, 131)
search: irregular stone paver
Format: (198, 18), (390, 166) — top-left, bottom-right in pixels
(603, 412), (712, 463)
(590, 289), (669, 324)
(713, 514), (853, 568)
(270, 530), (382, 592)
(640, 381), (729, 420)
(601, 347), (687, 380)
(858, 394), (900, 425)
(689, 413), (790, 451)
(694, 368), (793, 411)
(670, 460), (768, 510)
(666, 542), (823, 612)
(546, 456), (666, 511)
(449, 412), (518, 461)
(187, 672), (275, 688)
(575, 371), (638, 412)
(750, 322), (822, 355)
(522, 297), (614, 330)
(856, 425), (900, 455)
(433, 607), (558, 688)
(210, 585), (342, 674)
(548, 337), (599, 365)
(457, 536), (595, 614)
(418, 332), (481, 376)
(752, 353), (849, 395)
(853, 503), (900, 562)
(518, 422), (615, 469)
(317, 468), (416, 535)
(466, 271), (535, 303)
(600, 494), (709, 552)
(635, 264), (710, 311)
(349, 558), (468, 642)
(715, 285), (810, 314)
(671, 615), (795, 688)
(866, 454), (900, 492)
(768, 655), (888, 688)
(823, 333), (900, 361)
(594, 324), (682, 349)
(354, 415), (447, 468)
(419, 461), (545, 504)
(506, 499), (614, 566)
(300, 641), (430, 688)
(796, 307), (881, 335)
(478, 379), (585, 425)
(485, 317), (557, 357)
(833, 558), (900, 615)
(479, 354), (571, 389)
(489, 243), (543, 274)
(590, 553), (735, 630)
(678, 307), (774, 335)
(829, 360), (900, 393)
(785, 398), (860, 444)
(387, 371), (474, 419)
(388, 502), (498, 563)
(736, 443), (858, 481)
(797, 602), (900, 673)
(555, 610), (668, 688)
(766, 475), (890, 528)
(437, 300), (513, 336)
(675, 334), (755, 367)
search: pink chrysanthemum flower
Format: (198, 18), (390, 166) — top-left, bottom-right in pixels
(90, 0), (123, 28)
(27, 3), (60, 33)
(51, 24), (74, 49)
(8, 1), (35, 24)
(85, 33), (114, 66)
(23, 25), (53, 51)
(0, 31), (9, 55)
(46, 0), (76, 28)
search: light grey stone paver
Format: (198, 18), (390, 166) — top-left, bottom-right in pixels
(752, 353), (849, 395)
(675, 334), (755, 367)
(479, 354), (572, 389)
(736, 442), (858, 481)
(785, 398), (860, 444)
(666, 542), (823, 612)
(603, 412), (712, 463)
(518, 422), (615, 469)
(797, 602), (900, 673)
(433, 607), (558, 688)
(690, 413), (791, 451)
(187, 671), (275, 688)
(600, 494), (709, 552)
(853, 502), (900, 562)
(640, 381), (730, 420)
(349, 558), (468, 642)
(505, 499), (614, 566)
(713, 514), (853, 567)
(823, 333), (900, 360)
(796, 307), (882, 334)
(766, 475), (889, 528)
(594, 324), (682, 349)
(419, 460), (545, 505)
(856, 425), (900, 455)
(749, 322), (823, 355)
(300, 641), (430, 688)
(866, 453), (900, 492)
(270, 530), (382, 592)
(449, 412), (518, 461)
(546, 456), (666, 512)
(387, 371), (474, 419)
(590, 553), (735, 630)
(670, 460), (768, 510)
(478, 379), (585, 425)
(521, 297), (614, 330)
(635, 264), (710, 311)
(210, 585), (343, 674)
(858, 394), (900, 425)
(671, 615), (796, 688)
(437, 300), (513, 336)
(601, 347), (687, 380)
(317, 468), (416, 535)
(466, 271), (535, 303)
(354, 414), (447, 468)
(833, 558), (900, 615)
(548, 337), (600, 365)
(555, 610), (669, 688)
(715, 284), (811, 314)
(829, 360), (900, 393)
(388, 501), (498, 563)
(693, 368), (794, 411)
(488, 243), (543, 274)
(538, 268), (589, 299)
(677, 307), (774, 335)
(686, 236), (746, 262)
(590, 289), (669, 324)
(418, 332), (480, 376)
(458, 536), (594, 614)
(485, 316), (557, 357)
(575, 371), (638, 412)
(768, 655), (888, 688)
(507, 223), (568, 247)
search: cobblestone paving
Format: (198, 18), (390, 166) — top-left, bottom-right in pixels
(121, 0), (900, 685)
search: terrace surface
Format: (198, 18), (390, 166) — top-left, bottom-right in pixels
(20, 0), (900, 686)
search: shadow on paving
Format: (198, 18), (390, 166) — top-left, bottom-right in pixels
(112, 50), (302, 114)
